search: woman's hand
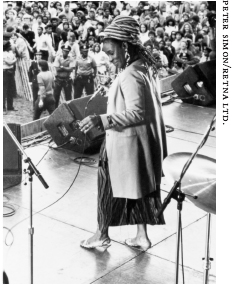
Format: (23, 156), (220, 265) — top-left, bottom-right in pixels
(79, 115), (102, 134)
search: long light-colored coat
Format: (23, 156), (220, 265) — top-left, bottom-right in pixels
(100, 59), (167, 199)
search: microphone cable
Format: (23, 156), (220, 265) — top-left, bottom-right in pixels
(3, 97), (95, 246)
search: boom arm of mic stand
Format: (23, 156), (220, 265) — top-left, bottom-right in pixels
(3, 121), (49, 189)
(25, 158), (49, 189)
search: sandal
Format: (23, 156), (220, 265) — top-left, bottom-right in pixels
(80, 238), (111, 249)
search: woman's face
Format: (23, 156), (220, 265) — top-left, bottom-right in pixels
(149, 33), (155, 40)
(164, 34), (169, 41)
(200, 4), (206, 12)
(33, 12), (39, 19)
(166, 39), (172, 47)
(16, 17), (21, 24)
(36, 54), (42, 61)
(184, 25), (190, 32)
(153, 17), (159, 25)
(159, 41), (164, 49)
(146, 45), (152, 52)
(43, 17), (48, 24)
(181, 41), (187, 50)
(140, 25), (146, 33)
(98, 9), (103, 15)
(171, 33), (176, 39)
(8, 12), (14, 19)
(95, 45), (100, 52)
(89, 39), (94, 47)
(45, 12), (50, 19)
(63, 24), (69, 31)
(103, 40), (126, 69)
(176, 33), (182, 40)
(68, 37), (75, 45)
(98, 24), (103, 31)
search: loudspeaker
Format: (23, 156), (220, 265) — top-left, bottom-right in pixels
(3, 124), (22, 189)
(44, 95), (107, 153)
(171, 60), (216, 106)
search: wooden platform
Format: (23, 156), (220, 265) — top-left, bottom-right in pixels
(3, 102), (216, 284)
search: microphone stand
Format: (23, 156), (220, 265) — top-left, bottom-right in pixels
(156, 114), (216, 284)
(3, 122), (49, 284)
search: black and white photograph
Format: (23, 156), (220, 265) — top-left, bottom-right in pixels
(1, 1), (231, 284)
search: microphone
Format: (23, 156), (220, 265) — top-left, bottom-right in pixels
(88, 77), (112, 103)
(88, 86), (105, 102)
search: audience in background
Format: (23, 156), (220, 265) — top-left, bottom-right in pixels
(3, 1), (216, 118)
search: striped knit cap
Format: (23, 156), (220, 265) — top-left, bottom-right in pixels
(104, 16), (140, 44)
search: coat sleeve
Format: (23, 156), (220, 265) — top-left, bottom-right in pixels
(100, 69), (146, 130)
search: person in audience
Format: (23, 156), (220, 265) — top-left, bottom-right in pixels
(74, 42), (97, 99)
(89, 42), (110, 85)
(144, 30), (159, 50)
(21, 23), (35, 59)
(164, 17), (178, 36)
(172, 31), (183, 54)
(200, 46), (212, 63)
(28, 51), (42, 109)
(58, 3), (74, 22)
(34, 26), (55, 61)
(11, 31), (30, 62)
(33, 60), (55, 120)
(53, 44), (75, 108)
(175, 40), (195, 69)
(139, 23), (149, 44)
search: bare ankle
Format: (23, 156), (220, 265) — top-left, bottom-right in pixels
(95, 229), (109, 240)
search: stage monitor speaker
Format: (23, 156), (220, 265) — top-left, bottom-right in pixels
(3, 124), (22, 189)
(44, 95), (107, 153)
(171, 60), (216, 106)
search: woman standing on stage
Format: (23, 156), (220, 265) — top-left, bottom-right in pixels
(79, 16), (167, 251)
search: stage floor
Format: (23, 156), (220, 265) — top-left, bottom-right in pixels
(3, 102), (216, 284)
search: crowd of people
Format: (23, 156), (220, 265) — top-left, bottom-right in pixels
(3, 1), (216, 119)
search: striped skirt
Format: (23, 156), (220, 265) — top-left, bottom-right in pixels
(97, 140), (165, 232)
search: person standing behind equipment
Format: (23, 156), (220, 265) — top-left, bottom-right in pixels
(28, 51), (42, 109)
(53, 44), (75, 108)
(33, 60), (55, 120)
(74, 43), (97, 99)
(3, 32), (17, 114)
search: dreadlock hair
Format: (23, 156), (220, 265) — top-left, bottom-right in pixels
(103, 38), (158, 75)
